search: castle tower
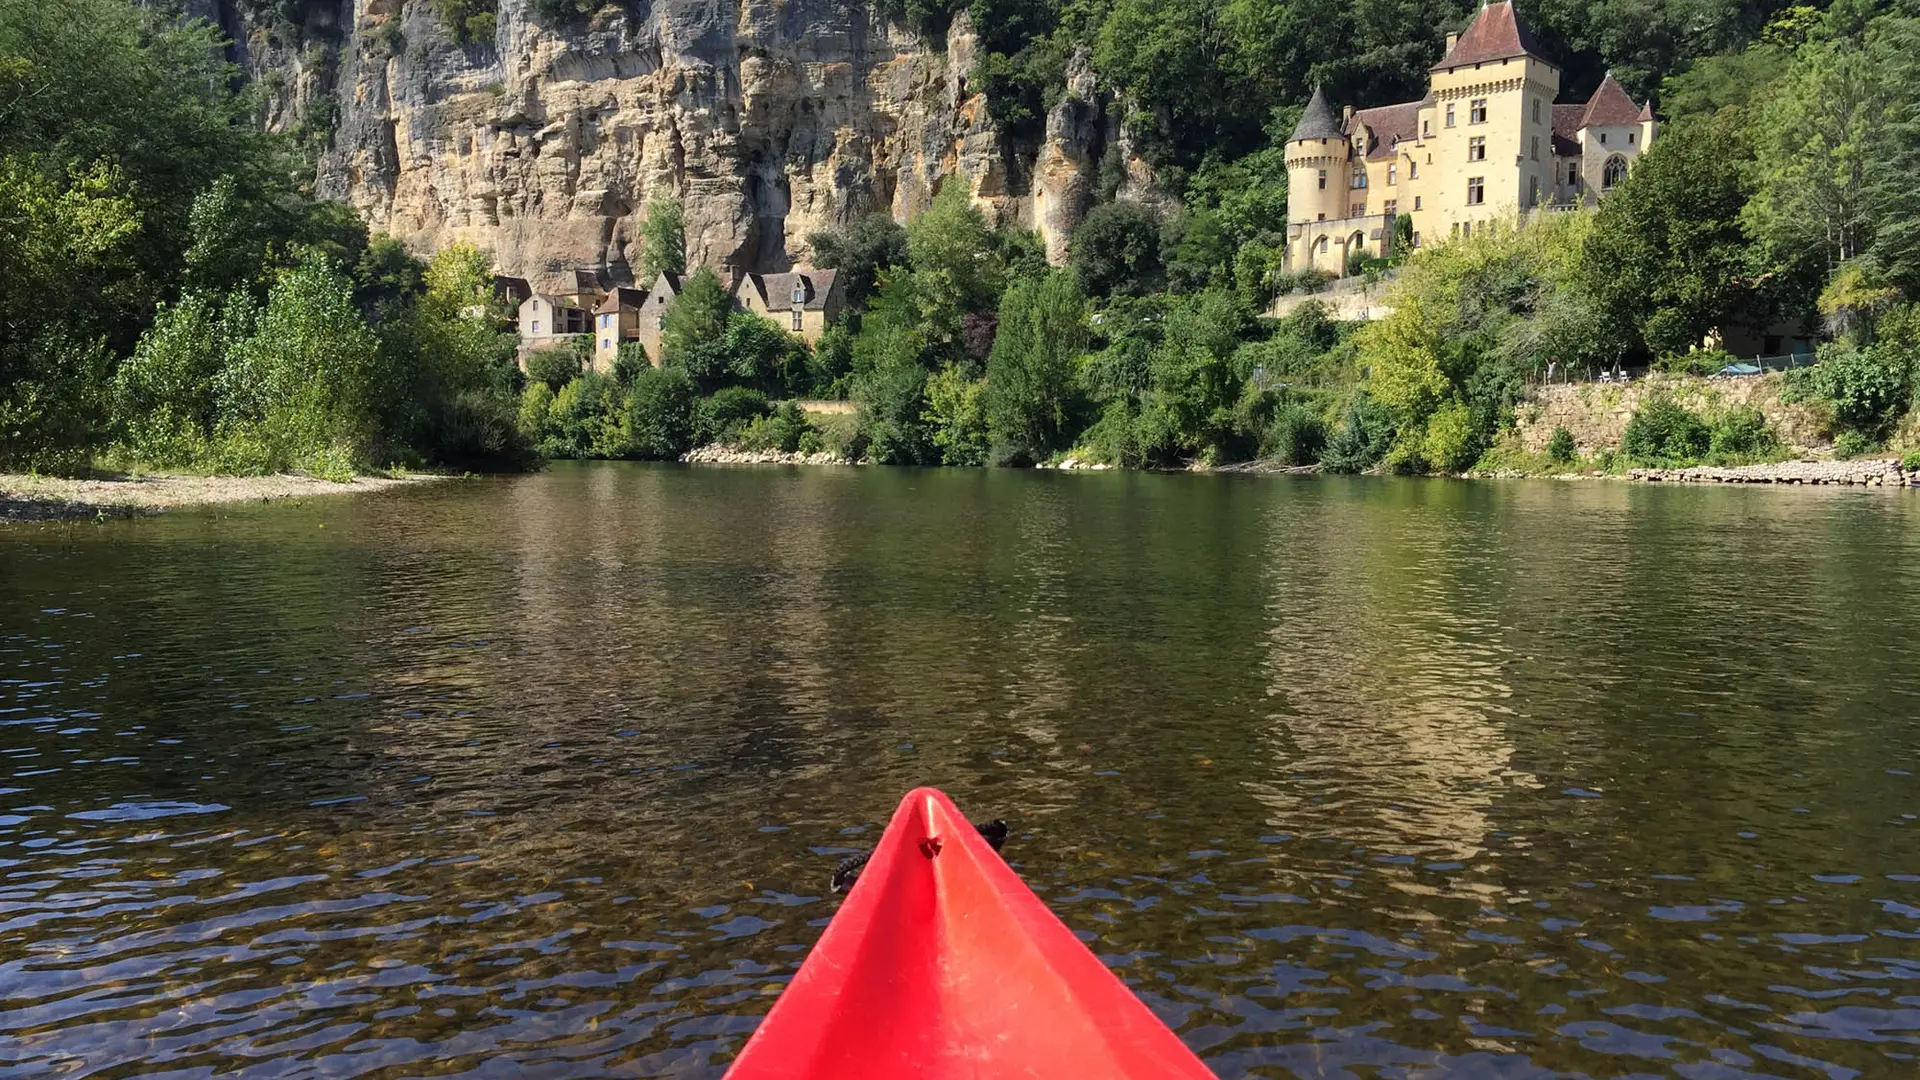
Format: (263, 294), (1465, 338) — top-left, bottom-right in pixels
(1422, 0), (1559, 238)
(1285, 85), (1351, 226)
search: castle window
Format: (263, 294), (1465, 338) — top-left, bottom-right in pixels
(1423, 119), (1431, 137)
(1463, 221), (1473, 238)
(1603, 155), (1628, 189)
(1388, 163), (1396, 184)
(1628, 132), (1636, 144)
(1351, 164), (1367, 189)
(1532, 97), (1541, 123)
(1468, 136), (1486, 161)
(1467, 176), (1485, 205)
(1350, 202), (1365, 217)
(1317, 236), (1328, 252)
(1383, 199), (1397, 215)
(1414, 196), (1422, 210)
(1317, 169), (1327, 190)
(1445, 103), (1456, 127)
(1599, 132), (1608, 144)
(1528, 175), (1540, 207)
(1470, 98), (1487, 124)
(1410, 161), (1419, 179)
(1530, 136), (1539, 161)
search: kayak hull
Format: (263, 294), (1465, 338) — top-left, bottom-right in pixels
(723, 787), (1215, 1079)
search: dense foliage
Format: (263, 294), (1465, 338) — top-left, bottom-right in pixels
(0, 0), (529, 475)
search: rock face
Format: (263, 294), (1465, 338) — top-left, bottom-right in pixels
(1515, 373), (1831, 455)
(203, 0), (1147, 285)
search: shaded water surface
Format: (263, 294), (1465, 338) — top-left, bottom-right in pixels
(2, 464), (1918, 1078)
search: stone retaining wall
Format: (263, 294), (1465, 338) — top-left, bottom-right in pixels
(1516, 374), (1830, 454)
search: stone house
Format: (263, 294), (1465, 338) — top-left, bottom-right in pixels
(731, 269), (843, 344)
(1285, 1), (1656, 276)
(591, 287), (647, 372)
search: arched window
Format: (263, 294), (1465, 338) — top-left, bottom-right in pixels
(1348, 231), (1366, 255)
(1603, 155), (1629, 189)
(1317, 236), (1328, 253)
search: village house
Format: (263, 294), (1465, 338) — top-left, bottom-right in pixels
(591, 287), (646, 371)
(515, 270), (604, 360)
(1285, 0), (1655, 276)
(731, 269), (844, 344)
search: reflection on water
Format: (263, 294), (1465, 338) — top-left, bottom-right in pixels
(2, 465), (1918, 1079)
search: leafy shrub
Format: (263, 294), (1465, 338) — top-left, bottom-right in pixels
(1264, 403), (1326, 466)
(627, 367), (697, 459)
(695, 386), (772, 445)
(740, 402), (815, 454)
(1657, 347), (1736, 376)
(525, 346), (581, 391)
(1833, 429), (1874, 458)
(1422, 400), (1478, 473)
(1621, 396), (1710, 464)
(1705, 406), (1782, 464)
(612, 342), (650, 385)
(1809, 341), (1912, 440)
(432, 387), (535, 470)
(1319, 393), (1395, 473)
(923, 365), (990, 466)
(1904, 449), (1920, 471)
(1545, 425), (1577, 463)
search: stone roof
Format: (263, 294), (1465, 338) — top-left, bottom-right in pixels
(1350, 100), (1422, 160)
(1288, 85), (1344, 143)
(593, 287), (647, 314)
(1432, 1), (1549, 71)
(738, 269), (841, 312)
(1551, 103), (1585, 156)
(1580, 72), (1644, 128)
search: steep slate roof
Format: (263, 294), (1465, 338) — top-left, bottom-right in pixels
(593, 287), (647, 314)
(1350, 101), (1421, 160)
(738, 269), (841, 312)
(1580, 72), (1644, 127)
(1551, 103), (1585, 156)
(1432, 1), (1549, 71)
(1288, 85), (1344, 142)
(650, 271), (683, 297)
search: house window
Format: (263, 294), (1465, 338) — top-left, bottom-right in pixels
(1603, 155), (1628, 189)
(1467, 176), (1485, 205)
(1528, 176), (1540, 207)
(1530, 135), (1539, 161)
(1445, 103), (1456, 127)
(792, 308), (803, 331)
(1351, 164), (1367, 189)
(602, 338), (610, 350)
(1532, 97), (1541, 123)
(1388, 163), (1397, 184)
(1422, 119), (1431, 137)
(532, 320), (541, 332)
(1470, 98), (1487, 124)
(1468, 136), (1486, 161)
(532, 300), (541, 311)
(655, 315), (664, 330)
(1568, 163), (1579, 185)
(1383, 199), (1397, 215)
(1317, 169), (1327, 190)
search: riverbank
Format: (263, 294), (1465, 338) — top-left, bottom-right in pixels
(1630, 458), (1914, 486)
(0, 472), (443, 522)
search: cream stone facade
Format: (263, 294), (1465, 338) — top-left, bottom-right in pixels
(1286, 1), (1655, 276)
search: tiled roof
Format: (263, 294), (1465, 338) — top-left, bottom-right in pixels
(1551, 103), (1584, 156)
(1580, 73), (1644, 128)
(593, 287), (647, 314)
(1638, 100), (1654, 122)
(1289, 85), (1344, 142)
(1432, 1), (1549, 71)
(738, 269), (841, 312)
(1350, 100), (1421, 160)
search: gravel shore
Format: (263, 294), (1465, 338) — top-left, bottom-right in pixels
(0, 472), (441, 522)
(1628, 458), (1914, 486)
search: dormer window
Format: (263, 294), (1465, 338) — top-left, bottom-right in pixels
(791, 282), (807, 307)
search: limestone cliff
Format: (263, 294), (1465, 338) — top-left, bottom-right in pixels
(199, 0), (1152, 286)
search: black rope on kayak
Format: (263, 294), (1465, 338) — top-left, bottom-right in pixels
(829, 819), (1008, 894)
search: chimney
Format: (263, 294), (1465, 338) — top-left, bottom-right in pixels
(1445, 31), (1459, 51)
(1342, 105), (1354, 125)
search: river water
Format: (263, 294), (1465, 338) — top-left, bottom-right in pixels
(2, 464), (1917, 1078)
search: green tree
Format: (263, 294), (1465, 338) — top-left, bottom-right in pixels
(641, 196), (687, 281)
(923, 365), (992, 465)
(985, 270), (1090, 462)
(660, 266), (732, 373)
(906, 180), (1002, 341)
(1071, 200), (1163, 298)
(810, 214), (910, 312)
(1585, 110), (1760, 358)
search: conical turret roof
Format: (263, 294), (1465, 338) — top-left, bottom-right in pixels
(1288, 85), (1343, 143)
(1432, 1), (1550, 71)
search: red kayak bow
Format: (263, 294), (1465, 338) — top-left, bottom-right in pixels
(724, 787), (1216, 1079)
